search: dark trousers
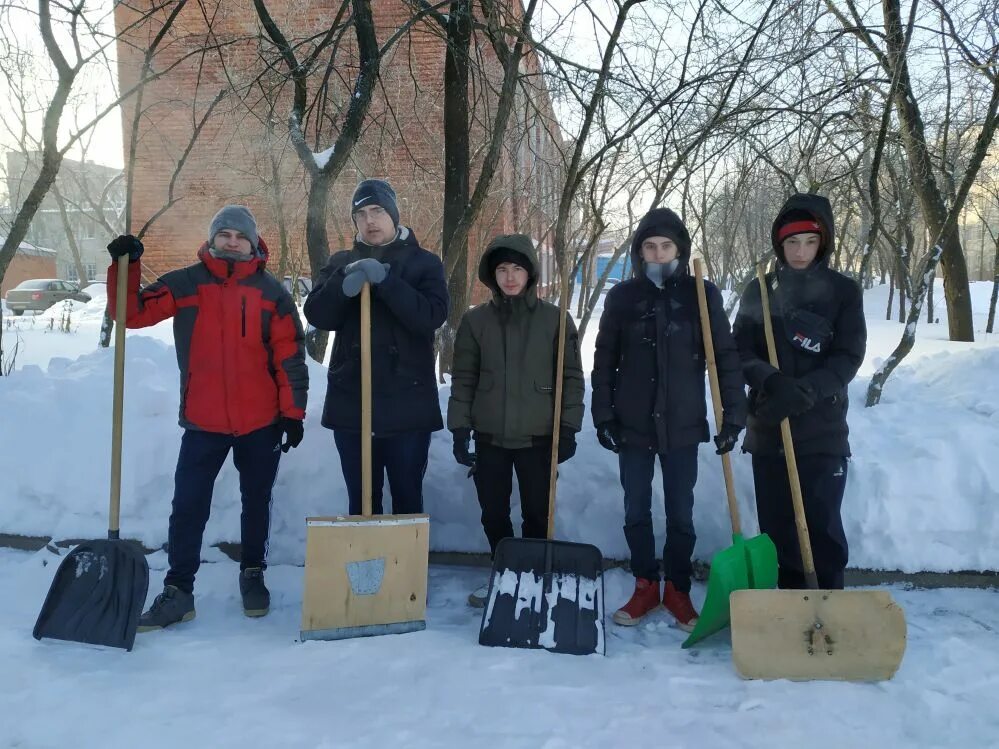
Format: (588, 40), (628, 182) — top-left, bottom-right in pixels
(334, 430), (431, 515)
(164, 425), (282, 594)
(473, 442), (551, 556)
(752, 454), (849, 590)
(619, 444), (699, 592)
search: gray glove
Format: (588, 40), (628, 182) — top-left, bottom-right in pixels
(342, 259), (390, 298)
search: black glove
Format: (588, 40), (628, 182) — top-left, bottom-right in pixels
(596, 421), (620, 453)
(107, 234), (143, 262)
(279, 418), (304, 453)
(756, 373), (816, 424)
(713, 422), (742, 455)
(452, 428), (476, 468)
(557, 429), (577, 464)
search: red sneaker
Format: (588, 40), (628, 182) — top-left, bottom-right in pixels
(612, 577), (661, 626)
(662, 581), (699, 632)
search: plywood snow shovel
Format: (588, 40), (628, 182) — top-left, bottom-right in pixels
(301, 282), (429, 641)
(478, 267), (605, 656)
(682, 260), (777, 649)
(33, 254), (149, 652)
(729, 264), (906, 681)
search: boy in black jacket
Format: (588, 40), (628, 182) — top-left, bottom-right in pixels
(732, 193), (866, 590)
(304, 180), (449, 515)
(592, 208), (746, 630)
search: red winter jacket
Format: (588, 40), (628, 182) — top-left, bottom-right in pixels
(108, 239), (307, 436)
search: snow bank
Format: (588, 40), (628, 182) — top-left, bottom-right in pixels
(1, 280), (997, 572)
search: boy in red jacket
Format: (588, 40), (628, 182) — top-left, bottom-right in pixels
(106, 205), (308, 630)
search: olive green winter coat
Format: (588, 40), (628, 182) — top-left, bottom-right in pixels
(446, 234), (585, 449)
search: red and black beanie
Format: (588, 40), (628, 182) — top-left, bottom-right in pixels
(775, 208), (825, 245)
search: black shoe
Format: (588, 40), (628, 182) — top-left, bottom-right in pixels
(137, 585), (196, 632)
(239, 567), (270, 617)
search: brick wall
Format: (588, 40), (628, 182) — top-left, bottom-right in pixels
(114, 2), (562, 304)
(1, 253), (57, 298)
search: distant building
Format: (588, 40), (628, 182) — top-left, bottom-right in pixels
(3, 151), (123, 283)
(0, 239), (58, 297)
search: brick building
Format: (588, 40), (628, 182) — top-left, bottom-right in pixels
(0, 241), (57, 298)
(114, 2), (564, 302)
(4, 152), (123, 283)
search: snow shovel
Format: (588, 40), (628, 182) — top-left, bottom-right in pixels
(300, 282), (430, 641)
(478, 268), (605, 656)
(33, 254), (149, 652)
(682, 260), (777, 649)
(729, 264), (906, 681)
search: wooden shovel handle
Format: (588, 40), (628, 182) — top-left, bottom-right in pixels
(361, 282), (372, 518)
(546, 266), (570, 540)
(109, 254), (129, 538)
(693, 260), (741, 536)
(756, 263), (818, 588)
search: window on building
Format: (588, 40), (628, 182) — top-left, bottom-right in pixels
(65, 264), (78, 282)
(85, 263), (97, 281)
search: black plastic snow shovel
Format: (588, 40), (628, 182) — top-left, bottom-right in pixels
(33, 254), (149, 651)
(478, 270), (605, 656)
(682, 259), (777, 649)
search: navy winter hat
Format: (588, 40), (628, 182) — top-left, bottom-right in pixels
(208, 205), (259, 251)
(351, 179), (400, 227)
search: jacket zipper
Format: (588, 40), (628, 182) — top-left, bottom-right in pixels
(241, 296), (246, 337)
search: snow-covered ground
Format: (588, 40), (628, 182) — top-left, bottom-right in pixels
(2, 279), (998, 572)
(2, 547), (998, 747)
(3, 277), (999, 746)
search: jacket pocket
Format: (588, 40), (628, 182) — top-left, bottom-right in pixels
(534, 379), (554, 394)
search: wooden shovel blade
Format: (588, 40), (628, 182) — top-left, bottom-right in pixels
(730, 588), (907, 681)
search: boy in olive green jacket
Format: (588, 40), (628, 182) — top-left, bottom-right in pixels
(447, 234), (585, 606)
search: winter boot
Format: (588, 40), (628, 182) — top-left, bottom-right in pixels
(137, 585), (196, 632)
(467, 580), (490, 609)
(612, 577), (660, 626)
(239, 567), (270, 617)
(662, 580), (699, 632)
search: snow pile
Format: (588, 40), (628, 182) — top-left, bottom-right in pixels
(1, 280), (998, 572)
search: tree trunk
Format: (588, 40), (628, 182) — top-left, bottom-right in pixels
(988, 239), (999, 334)
(304, 171), (331, 362)
(437, 0), (472, 381)
(52, 187), (91, 285)
(886, 273), (894, 320)
(269, 142), (292, 281)
(883, 0), (974, 341)
(867, 245), (944, 406)
(926, 267), (935, 324)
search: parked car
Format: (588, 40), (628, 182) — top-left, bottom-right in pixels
(282, 275), (312, 300)
(4, 279), (91, 316)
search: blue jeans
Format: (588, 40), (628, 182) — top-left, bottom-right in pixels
(165, 425), (282, 594)
(618, 444), (699, 592)
(334, 430), (431, 515)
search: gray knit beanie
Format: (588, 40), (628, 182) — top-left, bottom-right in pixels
(208, 205), (259, 252)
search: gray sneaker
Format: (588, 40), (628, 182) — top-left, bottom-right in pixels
(137, 585), (196, 632)
(468, 582), (490, 609)
(239, 567), (270, 617)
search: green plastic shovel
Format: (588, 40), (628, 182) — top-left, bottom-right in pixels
(682, 260), (778, 649)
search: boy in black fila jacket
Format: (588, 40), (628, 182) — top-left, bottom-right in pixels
(733, 193), (866, 590)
